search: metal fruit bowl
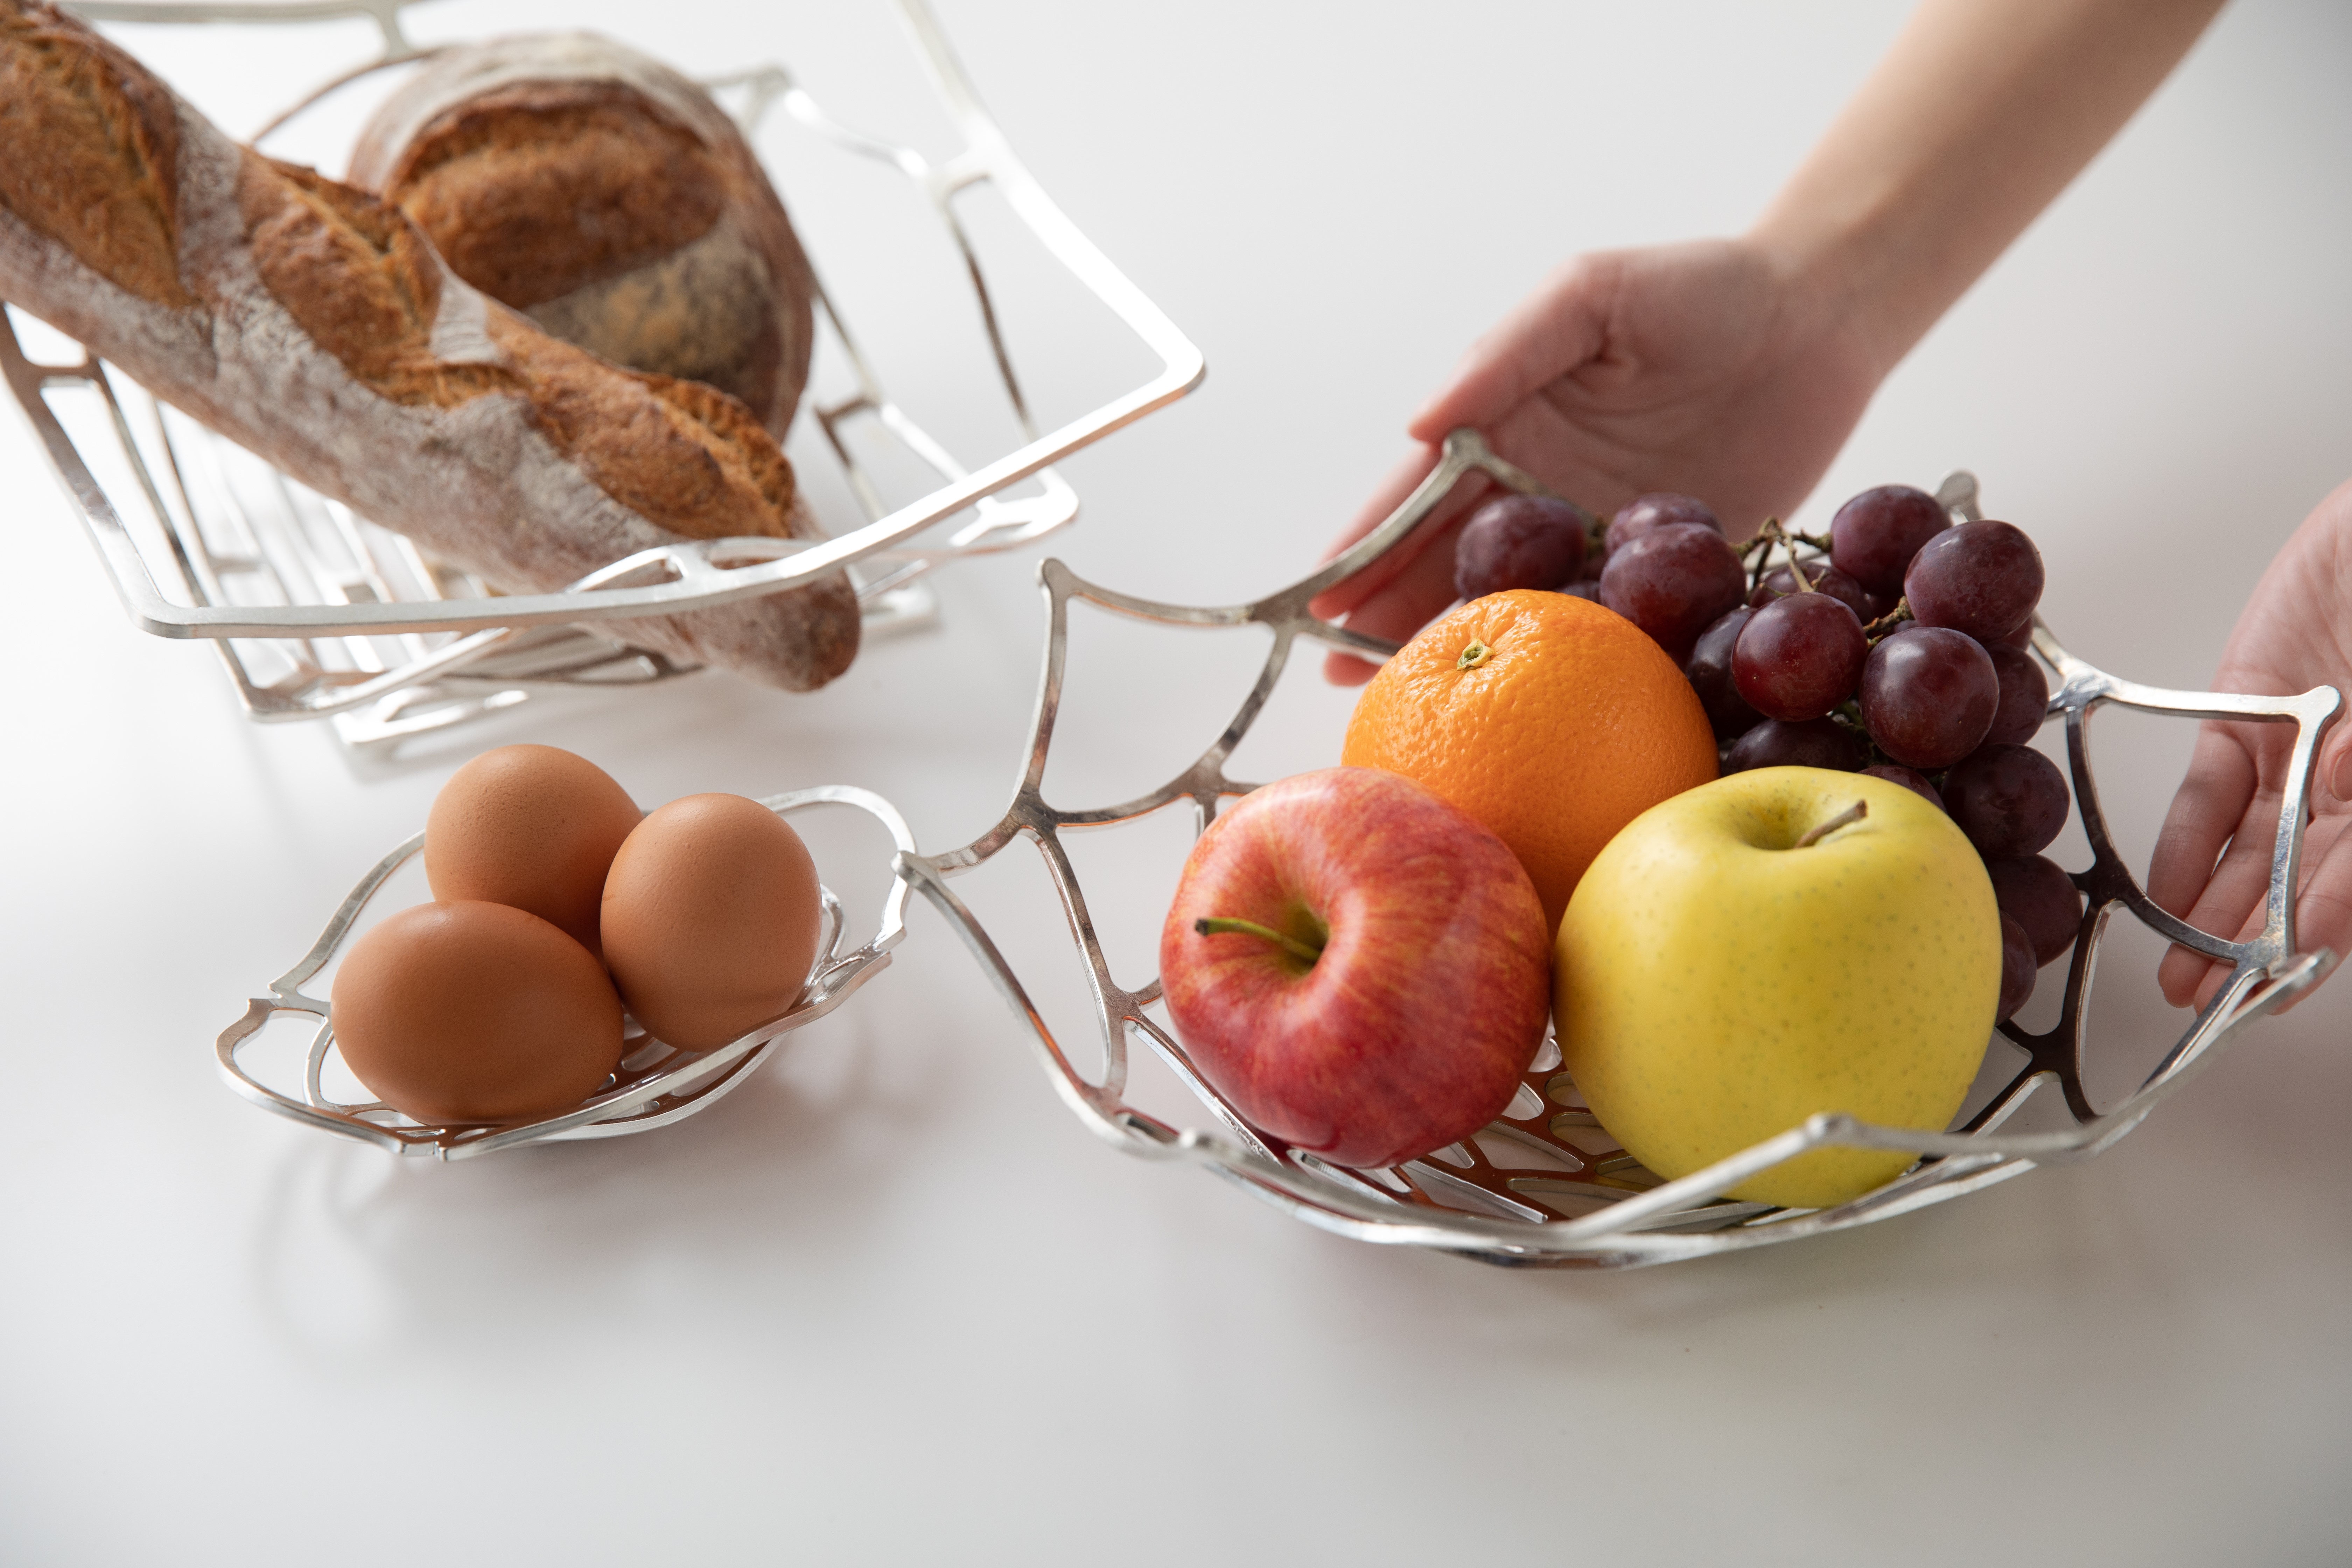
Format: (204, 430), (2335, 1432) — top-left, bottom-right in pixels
(220, 786), (915, 1158)
(8, 0), (1201, 751)
(894, 429), (2343, 1269)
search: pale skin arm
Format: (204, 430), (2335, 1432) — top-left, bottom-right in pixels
(1313, 0), (2228, 683)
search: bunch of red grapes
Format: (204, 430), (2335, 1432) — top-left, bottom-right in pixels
(1452, 484), (2082, 1023)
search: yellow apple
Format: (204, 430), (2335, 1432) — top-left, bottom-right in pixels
(1555, 766), (2001, 1210)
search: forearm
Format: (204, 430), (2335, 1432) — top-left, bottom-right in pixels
(1753, 0), (2226, 377)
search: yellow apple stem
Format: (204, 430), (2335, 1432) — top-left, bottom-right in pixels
(1194, 917), (1324, 964)
(1794, 799), (1869, 849)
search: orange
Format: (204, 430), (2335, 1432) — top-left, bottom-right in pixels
(1342, 589), (1718, 930)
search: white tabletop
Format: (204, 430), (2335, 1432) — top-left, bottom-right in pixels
(6, 1), (2351, 1561)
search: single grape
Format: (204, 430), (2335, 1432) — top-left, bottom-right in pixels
(1748, 558), (1873, 624)
(1983, 641), (2050, 745)
(1558, 578), (1604, 603)
(1857, 625), (1998, 768)
(1862, 590), (1900, 625)
(1996, 913), (2036, 1022)
(1732, 592), (1867, 721)
(1905, 520), (2045, 642)
(1684, 607), (1764, 738)
(1862, 763), (1943, 809)
(1985, 854), (2081, 966)
(1454, 494), (1589, 600)
(1996, 617), (2036, 648)
(1829, 485), (1949, 596)
(1598, 521), (1748, 656)
(1944, 743), (2070, 857)
(1723, 716), (1867, 774)
(1606, 493), (1722, 559)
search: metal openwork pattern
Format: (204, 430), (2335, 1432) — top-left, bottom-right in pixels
(11, 0), (1202, 747)
(218, 786), (917, 1159)
(897, 429), (2343, 1268)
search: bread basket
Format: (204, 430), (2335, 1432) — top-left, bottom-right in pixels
(5, 0), (1202, 750)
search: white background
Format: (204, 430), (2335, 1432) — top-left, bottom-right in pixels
(5, 1), (2350, 1562)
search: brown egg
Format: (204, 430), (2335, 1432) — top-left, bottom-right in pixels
(425, 744), (641, 957)
(600, 794), (825, 1051)
(332, 901), (625, 1125)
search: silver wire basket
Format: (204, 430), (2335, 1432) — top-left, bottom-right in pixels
(216, 432), (2339, 1259)
(9, 0), (1202, 751)
(894, 430), (2344, 1269)
(220, 785), (915, 1157)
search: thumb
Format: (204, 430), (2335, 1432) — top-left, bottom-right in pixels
(1405, 253), (1617, 444)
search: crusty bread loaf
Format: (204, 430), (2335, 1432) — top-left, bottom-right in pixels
(0, 1), (857, 691)
(350, 34), (818, 440)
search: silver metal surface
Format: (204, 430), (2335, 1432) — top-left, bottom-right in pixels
(898, 429), (2343, 1268)
(219, 785), (918, 1159)
(16, 0), (1203, 746)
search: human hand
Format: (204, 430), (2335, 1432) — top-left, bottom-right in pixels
(2150, 479), (2352, 1011)
(1310, 238), (1885, 684)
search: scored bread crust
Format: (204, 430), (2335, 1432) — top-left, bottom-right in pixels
(349, 33), (819, 441)
(0, 1), (857, 692)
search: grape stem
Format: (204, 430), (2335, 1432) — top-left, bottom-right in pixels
(1195, 916), (1324, 964)
(1793, 800), (1869, 849)
(1738, 523), (1831, 558)
(1863, 597), (1914, 640)
(1743, 517), (1827, 593)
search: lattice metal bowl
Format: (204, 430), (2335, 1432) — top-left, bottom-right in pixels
(9, 0), (1202, 751)
(221, 786), (915, 1158)
(896, 429), (2343, 1268)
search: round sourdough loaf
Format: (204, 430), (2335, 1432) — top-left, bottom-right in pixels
(351, 33), (819, 439)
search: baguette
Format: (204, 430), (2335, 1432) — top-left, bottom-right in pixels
(349, 33), (818, 441)
(0, 1), (858, 692)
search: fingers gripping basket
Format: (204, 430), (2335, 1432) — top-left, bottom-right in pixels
(894, 430), (2342, 1269)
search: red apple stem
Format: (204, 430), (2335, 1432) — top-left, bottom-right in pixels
(1194, 916), (1324, 964)
(1794, 800), (1869, 849)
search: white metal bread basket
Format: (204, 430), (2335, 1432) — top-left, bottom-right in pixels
(9, 0), (1202, 750)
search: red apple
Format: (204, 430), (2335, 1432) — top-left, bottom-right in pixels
(1157, 766), (1552, 1170)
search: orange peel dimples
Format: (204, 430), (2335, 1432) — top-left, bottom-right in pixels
(1342, 589), (1720, 929)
